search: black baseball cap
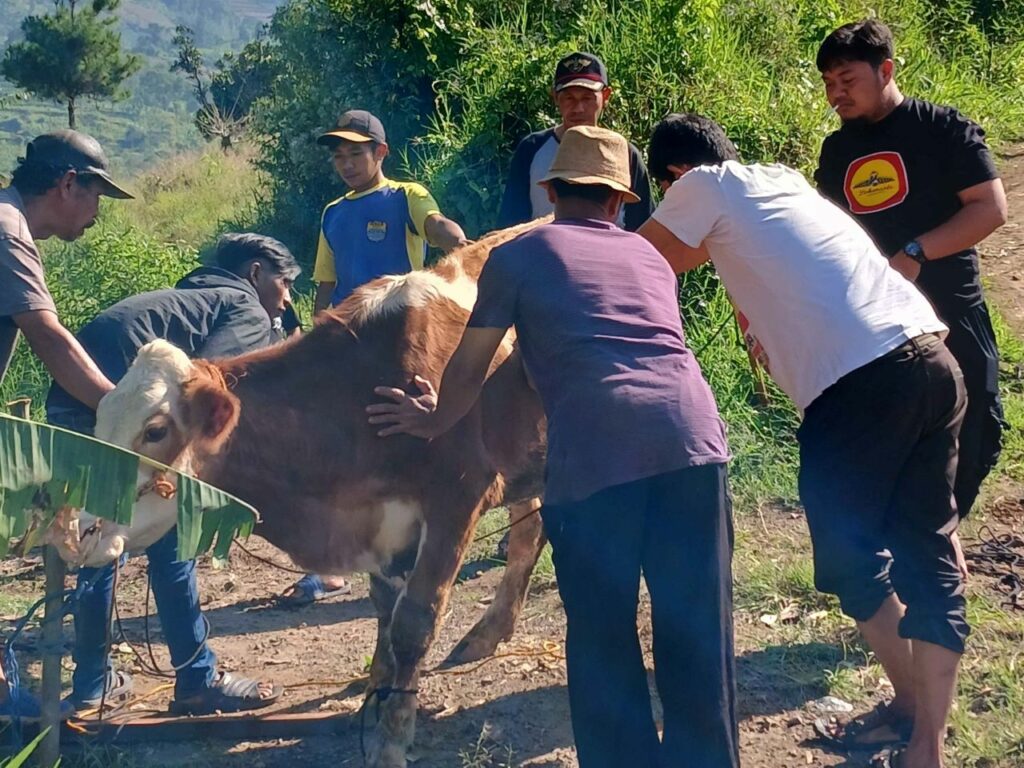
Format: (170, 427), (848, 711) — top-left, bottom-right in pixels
(317, 110), (387, 146)
(553, 52), (609, 92)
(24, 130), (134, 199)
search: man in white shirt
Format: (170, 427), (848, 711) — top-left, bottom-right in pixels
(639, 113), (966, 768)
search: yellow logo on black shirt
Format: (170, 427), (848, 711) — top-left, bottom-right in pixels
(367, 220), (387, 242)
(843, 151), (909, 214)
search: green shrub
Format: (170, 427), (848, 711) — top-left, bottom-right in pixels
(248, 0), (1024, 247)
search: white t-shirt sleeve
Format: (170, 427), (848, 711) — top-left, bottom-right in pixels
(651, 168), (724, 248)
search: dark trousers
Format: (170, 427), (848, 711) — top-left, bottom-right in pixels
(798, 334), (969, 653)
(542, 463), (739, 768)
(943, 302), (1004, 517)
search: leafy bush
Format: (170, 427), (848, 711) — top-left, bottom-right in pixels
(247, 0), (1024, 248)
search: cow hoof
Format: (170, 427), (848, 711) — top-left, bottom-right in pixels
(444, 631), (501, 666)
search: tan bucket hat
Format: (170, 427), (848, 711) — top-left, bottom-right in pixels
(539, 126), (640, 203)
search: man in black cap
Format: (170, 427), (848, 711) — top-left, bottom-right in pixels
(0, 130), (133, 411)
(496, 52), (653, 231)
(0, 130), (132, 719)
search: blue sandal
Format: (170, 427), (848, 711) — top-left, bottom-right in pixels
(276, 574), (351, 608)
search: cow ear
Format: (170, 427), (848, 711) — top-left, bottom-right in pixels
(181, 362), (240, 453)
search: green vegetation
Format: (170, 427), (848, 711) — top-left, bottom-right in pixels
(247, 0), (1024, 250)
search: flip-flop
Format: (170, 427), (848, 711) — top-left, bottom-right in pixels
(168, 671), (282, 716)
(276, 573), (351, 608)
(813, 700), (913, 750)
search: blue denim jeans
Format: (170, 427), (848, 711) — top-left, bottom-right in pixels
(49, 408), (217, 701)
(72, 527), (217, 701)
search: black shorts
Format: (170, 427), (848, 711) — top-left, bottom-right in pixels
(943, 301), (1004, 517)
(797, 334), (969, 653)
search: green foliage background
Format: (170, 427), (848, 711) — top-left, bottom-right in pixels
(246, 0), (1024, 252)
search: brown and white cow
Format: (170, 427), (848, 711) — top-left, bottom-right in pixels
(73, 221), (549, 767)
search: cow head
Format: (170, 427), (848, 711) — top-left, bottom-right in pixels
(50, 340), (241, 567)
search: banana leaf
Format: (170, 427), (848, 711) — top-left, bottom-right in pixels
(0, 413), (257, 562)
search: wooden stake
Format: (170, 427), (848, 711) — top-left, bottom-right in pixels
(39, 547), (66, 767)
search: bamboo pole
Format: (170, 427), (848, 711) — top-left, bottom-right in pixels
(6, 399), (64, 767)
(39, 548), (65, 767)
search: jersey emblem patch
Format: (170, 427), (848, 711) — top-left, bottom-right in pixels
(843, 151), (909, 214)
(366, 220), (387, 242)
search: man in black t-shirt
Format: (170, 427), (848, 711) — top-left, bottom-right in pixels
(815, 22), (1008, 525)
(496, 52), (653, 231)
(813, 19), (1008, 768)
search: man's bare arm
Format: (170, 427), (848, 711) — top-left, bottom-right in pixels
(314, 282), (335, 315)
(637, 218), (711, 274)
(14, 309), (113, 410)
(367, 326), (507, 439)
(424, 214), (470, 254)
(916, 179), (1008, 260)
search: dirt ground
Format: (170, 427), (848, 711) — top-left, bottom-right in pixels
(977, 144), (1024, 338)
(2, 145), (1022, 768)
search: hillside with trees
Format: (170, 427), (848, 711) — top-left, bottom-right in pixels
(0, 0), (281, 175)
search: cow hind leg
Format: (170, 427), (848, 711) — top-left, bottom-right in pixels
(365, 495), (487, 768)
(445, 497), (546, 665)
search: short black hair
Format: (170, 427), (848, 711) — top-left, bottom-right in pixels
(10, 160), (99, 197)
(548, 178), (618, 205)
(647, 114), (739, 184)
(816, 19), (894, 73)
(215, 233), (301, 280)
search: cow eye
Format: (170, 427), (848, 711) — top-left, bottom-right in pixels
(143, 425), (168, 443)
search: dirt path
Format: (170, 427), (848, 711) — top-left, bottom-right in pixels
(980, 144), (1024, 335)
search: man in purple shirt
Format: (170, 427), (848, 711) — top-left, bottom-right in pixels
(368, 126), (738, 768)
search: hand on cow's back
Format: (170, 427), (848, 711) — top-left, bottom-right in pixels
(367, 374), (440, 438)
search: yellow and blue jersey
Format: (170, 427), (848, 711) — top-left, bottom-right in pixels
(312, 177), (441, 306)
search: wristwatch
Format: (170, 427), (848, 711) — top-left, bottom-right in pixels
(903, 239), (927, 264)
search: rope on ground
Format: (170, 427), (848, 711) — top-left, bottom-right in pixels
(963, 525), (1024, 610)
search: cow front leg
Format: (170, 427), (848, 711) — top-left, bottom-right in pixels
(367, 573), (402, 692)
(446, 497), (546, 664)
(365, 498), (484, 768)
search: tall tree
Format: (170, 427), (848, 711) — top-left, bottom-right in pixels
(171, 25), (269, 151)
(1, 0), (141, 129)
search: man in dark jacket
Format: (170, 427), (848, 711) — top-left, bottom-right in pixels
(496, 52), (653, 232)
(46, 233), (299, 716)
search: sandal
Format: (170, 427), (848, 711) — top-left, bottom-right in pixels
(69, 669), (133, 713)
(169, 671), (282, 716)
(276, 574), (351, 608)
(814, 700), (913, 750)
